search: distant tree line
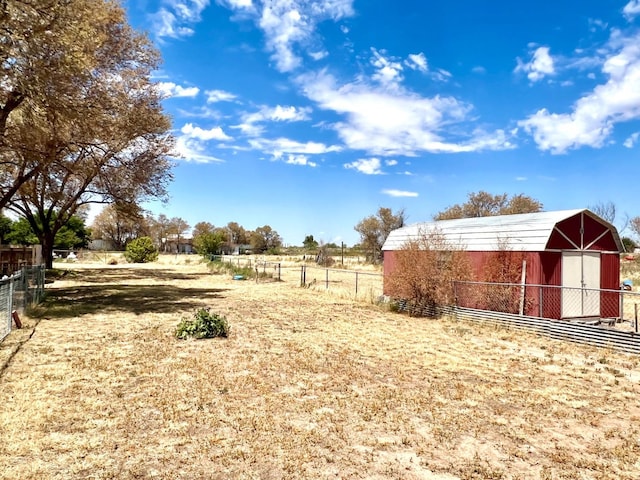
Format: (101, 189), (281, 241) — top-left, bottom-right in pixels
(90, 205), (284, 255)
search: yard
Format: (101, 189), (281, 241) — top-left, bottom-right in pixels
(1, 257), (639, 479)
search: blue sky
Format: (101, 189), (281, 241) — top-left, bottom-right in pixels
(122, 0), (640, 246)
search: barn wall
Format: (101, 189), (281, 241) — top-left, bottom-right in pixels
(547, 212), (620, 251)
(601, 253), (621, 318)
(540, 252), (562, 319)
(382, 251), (396, 295)
(383, 247), (621, 321)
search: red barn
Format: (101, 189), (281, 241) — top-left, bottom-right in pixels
(382, 209), (624, 320)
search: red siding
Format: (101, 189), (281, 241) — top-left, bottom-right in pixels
(540, 252), (562, 319)
(382, 251), (397, 295)
(548, 212), (620, 251)
(600, 253), (620, 318)
(382, 210), (622, 321)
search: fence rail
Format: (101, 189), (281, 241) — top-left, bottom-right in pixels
(0, 265), (46, 342)
(453, 280), (640, 329)
(298, 265), (383, 299)
(434, 280), (640, 354)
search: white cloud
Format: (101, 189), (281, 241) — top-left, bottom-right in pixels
(173, 136), (225, 163)
(344, 158), (383, 175)
(519, 32), (640, 153)
(249, 137), (342, 156)
(515, 176), (527, 181)
(234, 104), (312, 137)
(385, 159), (398, 166)
(151, 1), (211, 40)
(514, 46), (555, 82)
(181, 123), (232, 141)
(284, 154), (317, 167)
(156, 82), (200, 98)
(222, 0), (253, 8)
(405, 53), (428, 72)
(371, 49), (404, 88)
(309, 50), (328, 60)
(206, 89), (237, 103)
(269, 105), (312, 121)
(624, 132), (640, 147)
(381, 189), (419, 198)
(472, 66), (487, 74)
(220, 0), (355, 72)
(623, 0), (640, 20)
(297, 70), (514, 156)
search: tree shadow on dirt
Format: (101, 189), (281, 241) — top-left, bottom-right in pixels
(39, 267), (228, 319)
(51, 266), (213, 284)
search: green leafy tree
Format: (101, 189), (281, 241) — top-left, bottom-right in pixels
(54, 215), (91, 250)
(6, 214), (89, 249)
(303, 234), (318, 250)
(0, 216), (12, 244)
(194, 231), (226, 256)
(6, 218), (38, 246)
(354, 207), (405, 263)
(125, 236), (158, 263)
(622, 236), (637, 253)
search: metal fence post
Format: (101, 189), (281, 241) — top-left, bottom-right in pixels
(325, 269), (329, 289)
(355, 271), (359, 295)
(539, 286), (543, 318)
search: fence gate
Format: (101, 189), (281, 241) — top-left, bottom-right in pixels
(561, 252), (600, 318)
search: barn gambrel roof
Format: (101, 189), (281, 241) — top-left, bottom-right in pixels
(382, 209), (623, 252)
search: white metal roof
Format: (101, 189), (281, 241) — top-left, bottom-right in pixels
(382, 209), (622, 252)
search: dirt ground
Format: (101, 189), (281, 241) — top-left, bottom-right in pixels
(1, 258), (639, 479)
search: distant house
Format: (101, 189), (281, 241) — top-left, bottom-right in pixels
(164, 234), (193, 254)
(88, 239), (115, 251)
(382, 209), (623, 320)
(231, 244), (252, 255)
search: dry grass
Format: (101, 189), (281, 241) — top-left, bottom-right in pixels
(1, 259), (640, 479)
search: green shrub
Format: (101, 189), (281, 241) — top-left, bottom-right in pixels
(175, 308), (229, 339)
(125, 236), (158, 263)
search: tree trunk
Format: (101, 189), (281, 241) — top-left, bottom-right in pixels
(41, 234), (55, 269)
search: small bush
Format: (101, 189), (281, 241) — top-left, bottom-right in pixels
(208, 259), (256, 279)
(175, 308), (229, 339)
(125, 237), (158, 263)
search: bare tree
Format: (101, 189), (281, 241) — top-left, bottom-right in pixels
(589, 201), (616, 223)
(589, 201), (629, 234)
(434, 191), (542, 220)
(91, 204), (148, 250)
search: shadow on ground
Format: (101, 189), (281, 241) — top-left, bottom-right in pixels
(51, 266), (212, 283)
(38, 267), (228, 319)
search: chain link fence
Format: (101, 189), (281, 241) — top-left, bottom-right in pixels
(453, 280), (640, 331)
(0, 265), (46, 342)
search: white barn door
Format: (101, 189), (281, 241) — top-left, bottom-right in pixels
(561, 252), (601, 318)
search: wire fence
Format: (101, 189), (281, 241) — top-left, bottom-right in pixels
(297, 265), (384, 300)
(453, 280), (640, 331)
(207, 255), (384, 299)
(0, 265), (46, 342)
